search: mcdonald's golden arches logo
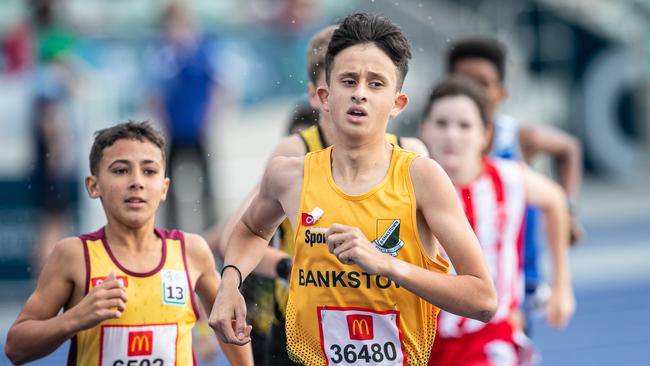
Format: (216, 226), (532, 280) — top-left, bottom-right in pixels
(127, 330), (153, 356)
(346, 314), (374, 341)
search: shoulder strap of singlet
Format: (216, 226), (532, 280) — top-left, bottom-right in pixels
(298, 124), (327, 152)
(386, 133), (399, 147)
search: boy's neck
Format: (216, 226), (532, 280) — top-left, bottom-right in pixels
(330, 135), (393, 193)
(319, 115), (335, 147)
(104, 220), (159, 252)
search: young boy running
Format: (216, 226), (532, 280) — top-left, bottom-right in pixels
(4, 121), (252, 365)
(209, 23), (431, 366)
(210, 13), (497, 366)
(420, 76), (575, 365)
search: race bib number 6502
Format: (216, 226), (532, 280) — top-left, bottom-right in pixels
(318, 306), (405, 366)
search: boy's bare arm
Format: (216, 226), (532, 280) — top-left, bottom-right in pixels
(205, 134), (305, 270)
(187, 234), (254, 366)
(325, 157), (496, 322)
(397, 157), (496, 321)
(525, 167), (576, 328)
(209, 157), (302, 345)
(518, 125), (582, 198)
(519, 125), (585, 243)
(5, 238), (127, 364)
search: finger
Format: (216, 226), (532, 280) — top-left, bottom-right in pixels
(103, 288), (128, 303)
(332, 241), (356, 257)
(100, 277), (124, 290)
(216, 316), (238, 343)
(326, 232), (346, 253)
(234, 304), (248, 341)
(105, 298), (127, 312)
(106, 271), (116, 281)
(325, 223), (348, 237)
(334, 246), (357, 265)
(101, 308), (123, 321)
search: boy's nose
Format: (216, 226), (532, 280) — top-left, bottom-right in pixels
(351, 86), (367, 103)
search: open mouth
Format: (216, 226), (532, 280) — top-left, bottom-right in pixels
(347, 107), (367, 120)
(125, 197), (146, 207)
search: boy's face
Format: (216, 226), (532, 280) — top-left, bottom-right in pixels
(453, 58), (505, 118)
(420, 95), (490, 174)
(318, 43), (408, 143)
(85, 139), (170, 228)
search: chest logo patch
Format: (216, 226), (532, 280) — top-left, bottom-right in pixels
(372, 219), (405, 257)
(301, 207), (324, 226)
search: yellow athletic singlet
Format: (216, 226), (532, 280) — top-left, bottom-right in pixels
(68, 227), (198, 366)
(286, 146), (449, 366)
(273, 126), (402, 320)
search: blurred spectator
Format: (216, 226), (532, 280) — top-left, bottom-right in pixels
(25, 0), (80, 273)
(147, 2), (219, 231)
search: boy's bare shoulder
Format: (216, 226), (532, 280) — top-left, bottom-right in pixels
(263, 155), (305, 190)
(270, 134), (308, 159)
(44, 236), (86, 281)
(409, 156), (447, 183)
(183, 233), (212, 260)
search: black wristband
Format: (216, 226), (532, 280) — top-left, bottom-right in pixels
(221, 265), (243, 289)
(276, 257), (293, 280)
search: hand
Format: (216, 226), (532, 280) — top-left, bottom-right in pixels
(569, 216), (585, 246)
(325, 223), (393, 276)
(545, 286), (575, 329)
(69, 271), (128, 331)
(208, 281), (252, 345)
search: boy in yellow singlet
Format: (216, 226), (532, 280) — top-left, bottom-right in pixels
(210, 13), (497, 366)
(4, 121), (252, 365)
(207, 24), (431, 366)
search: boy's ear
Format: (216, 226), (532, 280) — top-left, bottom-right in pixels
(85, 175), (100, 199)
(317, 86), (330, 113)
(389, 92), (409, 118)
(160, 177), (171, 201)
(307, 82), (320, 110)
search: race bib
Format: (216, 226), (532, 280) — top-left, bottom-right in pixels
(100, 324), (177, 366)
(318, 307), (405, 366)
(161, 269), (188, 306)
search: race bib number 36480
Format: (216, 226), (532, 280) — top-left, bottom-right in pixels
(318, 307), (405, 366)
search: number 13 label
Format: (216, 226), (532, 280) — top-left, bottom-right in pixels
(161, 270), (188, 306)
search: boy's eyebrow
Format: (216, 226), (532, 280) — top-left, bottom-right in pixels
(108, 159), (161, 168)
(338, 71), (359, 79)
(367, 71), (389, 82)
(108, 159), (132, 168)
(337, 71), (390, 83)
(140, 159), (162, 166)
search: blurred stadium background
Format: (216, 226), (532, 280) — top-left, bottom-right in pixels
(1, 0), (649, 365)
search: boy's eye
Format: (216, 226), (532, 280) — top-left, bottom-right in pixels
(369, 81), (383, 88)
(144, 169), (157, 175)
(113, 168), (128, 174)
(342, 79), (356, 86)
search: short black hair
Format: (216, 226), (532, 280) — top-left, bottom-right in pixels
(287, 101), (319, 135)
(89, 121), (166, 175)
(422, 76), (490, 128)
(325, 13), (412, 90)
(447, 37), (506, 81)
